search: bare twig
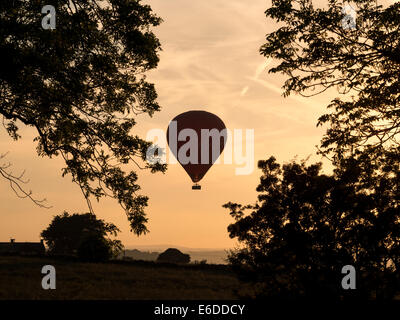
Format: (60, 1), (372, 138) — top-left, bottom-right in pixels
(0, 152), (51, 208)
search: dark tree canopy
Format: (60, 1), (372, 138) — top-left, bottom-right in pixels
(0, 0), (166, 234)
(41, 211), (123, 259)
(225, 0), (400, 300)
(261, 0), (400, 161)
(77, 234), (114, 262)
(224, 157), (400, 299)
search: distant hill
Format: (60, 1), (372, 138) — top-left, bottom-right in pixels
(125, 244), (228, 252)
(186, 250), (228, 265)
(120, 249), (159, 261)
(121, 246), (229, 264)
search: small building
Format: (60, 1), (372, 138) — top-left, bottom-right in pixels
(0, 239), (45, 256)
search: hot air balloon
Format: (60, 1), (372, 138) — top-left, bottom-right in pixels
(167, 110), (227, 190)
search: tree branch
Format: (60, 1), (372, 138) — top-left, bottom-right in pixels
(0, 152), (51, 209)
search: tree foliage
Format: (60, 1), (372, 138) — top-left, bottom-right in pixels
(230, 0), (400, 299)
(0, 0), (166, 234)
(224, 157), (400, 299)
(261, 0), (400, 161)
(77, 234), (114, 262)
(41, 211), (123, 259)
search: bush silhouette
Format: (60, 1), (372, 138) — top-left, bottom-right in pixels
(224, 156), (400, 300)
(157, 248), (190, 264)
(41, 212), (123, 259)
(77, 235), (111, 262)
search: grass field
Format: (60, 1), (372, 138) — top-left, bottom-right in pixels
(0, 256), (250, 300)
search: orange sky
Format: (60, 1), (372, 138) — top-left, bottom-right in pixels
(3, 0), (388, 249)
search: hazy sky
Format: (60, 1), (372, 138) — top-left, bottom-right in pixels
(3, 0), (387, 249)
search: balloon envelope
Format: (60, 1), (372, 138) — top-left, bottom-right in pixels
(167, 110), (227, 184)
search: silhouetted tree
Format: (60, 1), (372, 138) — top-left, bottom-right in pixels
(0, 0), (166, 234)
(249, 0), (400, 299)
(77, 235), (112, 262)
(157, 248), (191, 264)
(41, 212), (123, 259)
(224, 156), (400, 300)
(261, 1), (400, 162)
